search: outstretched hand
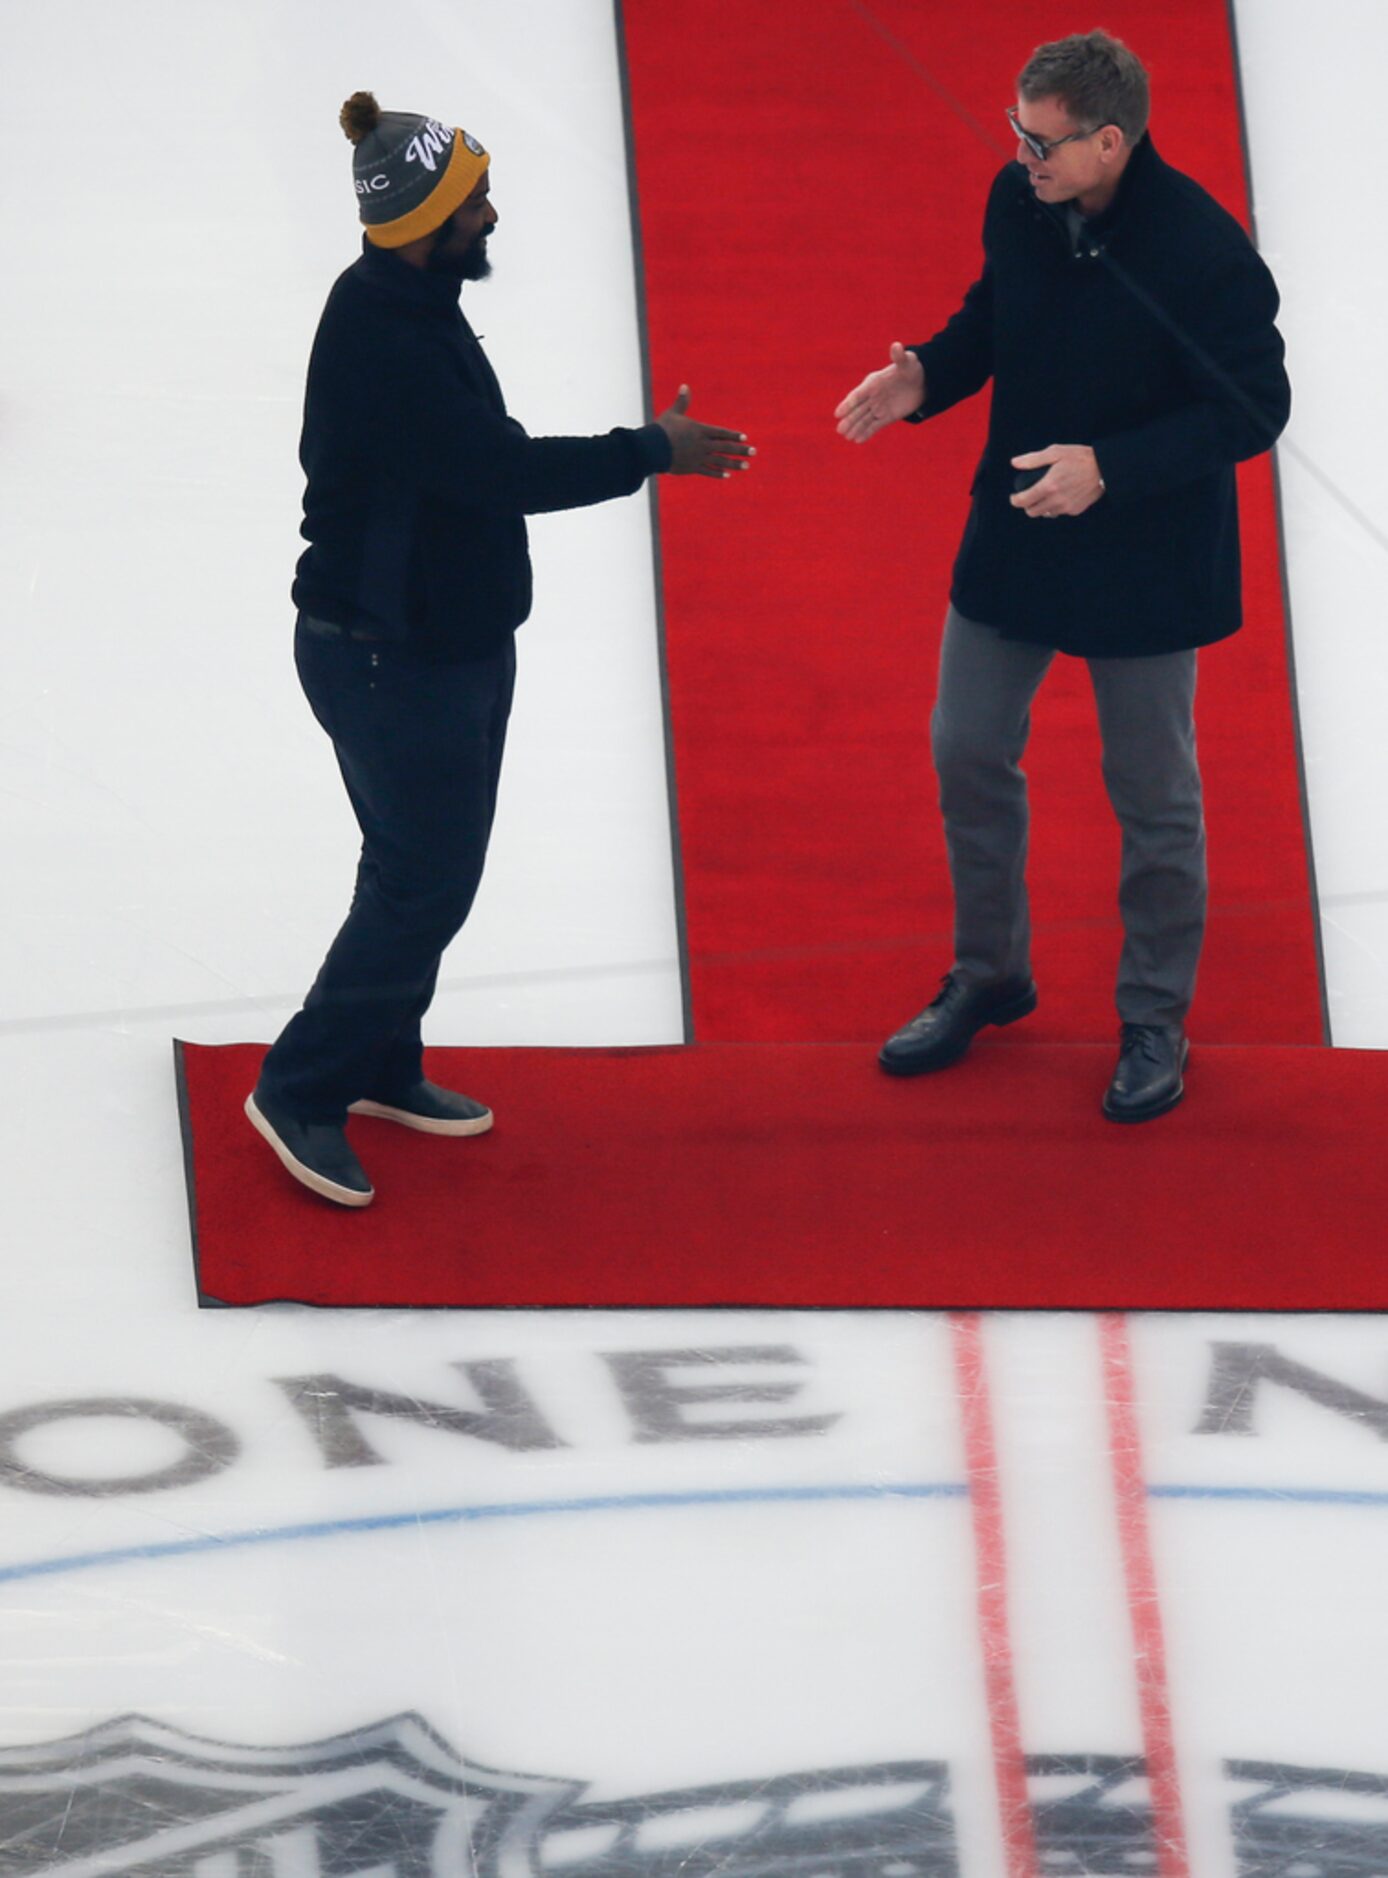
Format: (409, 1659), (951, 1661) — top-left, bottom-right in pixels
(656, 386), (755, 478)
(835, 342), (925, 442)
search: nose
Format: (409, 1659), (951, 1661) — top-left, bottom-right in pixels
(485, 200), (499, 226)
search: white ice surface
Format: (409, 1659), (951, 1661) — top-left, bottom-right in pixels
(0, 0), (681, 1053)
(2, 4), (1388, 1876)
(1234, 0), (1388, 1044)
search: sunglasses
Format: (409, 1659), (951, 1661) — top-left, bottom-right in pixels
(1006, 105), (1100, 163)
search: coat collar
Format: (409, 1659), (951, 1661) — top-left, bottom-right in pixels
(1013, 131), (1160, 252)
(353, 235), (466, 313)
(1084, 130), (1158, 239)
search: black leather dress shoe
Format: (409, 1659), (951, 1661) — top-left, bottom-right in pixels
(1102, 1024), (1189, 1123)
(878, 973), (1038, 1076)
(245, 1088), (375, 1207)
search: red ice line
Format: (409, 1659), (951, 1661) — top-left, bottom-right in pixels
(949, 1312), (1039, 1878)
(952, 1314), (1191, 1878)
(1100, 1313), (1192, 1878)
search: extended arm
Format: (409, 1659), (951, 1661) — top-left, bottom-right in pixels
(907, 261), (995, 421)
(834, 263), (994, 443)
(382, 339), (750, 514)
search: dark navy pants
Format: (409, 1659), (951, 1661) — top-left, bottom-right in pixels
(258, 619), (516, 1123)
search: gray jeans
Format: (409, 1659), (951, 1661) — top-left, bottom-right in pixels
(932, 606), (1206, 1028)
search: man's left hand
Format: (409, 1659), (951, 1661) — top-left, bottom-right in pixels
(1010, 445), (1105, 518)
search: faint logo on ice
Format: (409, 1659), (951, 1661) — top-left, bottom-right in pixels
(0, 1722), (954, 1877)
(1005, 1756), (1388, 1877)
(3, 1722), (1381, 1877)
(1229, 1760), (1388, 1876)
(529, 1759), (957, 1877)
(0, 1712), (575, 1876)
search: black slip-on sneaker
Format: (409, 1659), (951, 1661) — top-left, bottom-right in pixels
(348, 1081), (493, 1137)
(245, 1088), (375, 1206)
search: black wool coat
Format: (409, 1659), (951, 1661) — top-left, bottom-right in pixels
(908, 134), (1290, 657)
(292, 241), (671, 662)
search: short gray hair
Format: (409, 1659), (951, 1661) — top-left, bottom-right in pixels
(1017, 30), (1150, 144)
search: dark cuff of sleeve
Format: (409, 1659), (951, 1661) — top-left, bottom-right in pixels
(633, 421), (674, 474)
(903, 347), (930, 424)
(1090, 439), (1123, 504)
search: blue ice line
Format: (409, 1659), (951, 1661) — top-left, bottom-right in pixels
(5, 1479), (1384, 1590)
(1150, 1483), (1388, 1507)
(0, 1481), (968, 1588)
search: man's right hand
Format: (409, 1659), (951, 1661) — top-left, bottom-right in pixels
(834, 342), (925, 442)
(656, 386), (755, 478)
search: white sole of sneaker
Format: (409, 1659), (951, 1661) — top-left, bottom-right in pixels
(244, 1093), (375, 1207)
(347, 1098), (494, 1137)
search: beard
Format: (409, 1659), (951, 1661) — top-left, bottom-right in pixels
(427, 230), (492, 281)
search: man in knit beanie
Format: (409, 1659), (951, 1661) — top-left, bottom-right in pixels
(246, 93), (753, 1208)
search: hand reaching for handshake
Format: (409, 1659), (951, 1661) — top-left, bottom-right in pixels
(834, 345), (1105, 516)
(834, 342), (926, 442)
(656, 386), (756, 478)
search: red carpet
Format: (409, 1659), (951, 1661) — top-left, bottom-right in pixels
(181, 3), (1356, 1310)
(624, 0), (1321, 1047)
(181, 1039), (1388, 1310)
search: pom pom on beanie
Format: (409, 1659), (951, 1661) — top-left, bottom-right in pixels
(340, 92), (382, 145)
(339, 92), (490, 247)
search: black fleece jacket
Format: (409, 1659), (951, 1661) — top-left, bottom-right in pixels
(909, 135), (1290, 657)
(291, 240), (671, 661)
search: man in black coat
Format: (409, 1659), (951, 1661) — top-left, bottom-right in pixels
(835, 30), (1289, 1121)
(247, 94), (752, 1207)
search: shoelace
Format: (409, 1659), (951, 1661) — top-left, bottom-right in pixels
(1119, 1023), (1167, 1063)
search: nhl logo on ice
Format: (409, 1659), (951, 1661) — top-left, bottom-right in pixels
(0, 1712), (575, 1876)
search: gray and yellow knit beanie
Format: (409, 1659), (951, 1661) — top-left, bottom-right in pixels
(340, 91), (489, 248)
